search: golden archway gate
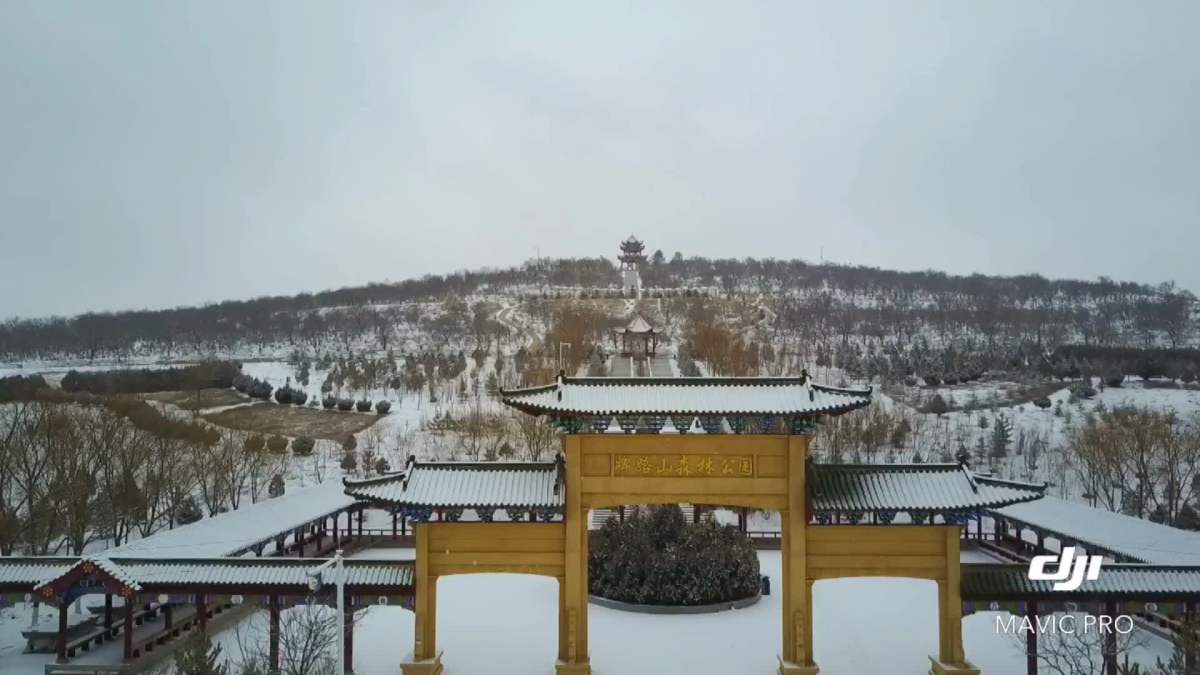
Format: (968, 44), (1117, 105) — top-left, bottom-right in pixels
(396, 433), (977, 675)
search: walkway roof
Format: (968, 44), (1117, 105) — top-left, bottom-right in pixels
(993, 495), (1200, 565)
(101, 479), (357, 559)
(344, 458), (563, 511)
(810, 464), (1045, 514)
(500, 375), (872, 418)
(0, 556), (413, 596)
(962, 563), (1200, 601)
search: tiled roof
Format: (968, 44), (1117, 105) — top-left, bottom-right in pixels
(105, 479), (356, 559)
(809, 464), (1045, 513)
(501, 375), (871, 417)
(962, 563), (1200, 599)
(0, 558), (73, 588)
(344, 458), (563, 509)
(1, 557), (413, 593)
(615, 315), (656, 334)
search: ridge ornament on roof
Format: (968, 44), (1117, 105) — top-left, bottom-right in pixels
(499, 370), (872, 433)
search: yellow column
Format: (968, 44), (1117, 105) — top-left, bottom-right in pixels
(930, 527), (978, 675)
(780, 434), (818, 675)
(558, 436), (591, 675)
(401, 524), (444, 675)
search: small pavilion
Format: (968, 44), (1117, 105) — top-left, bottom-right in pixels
(612, 314), (660, 357)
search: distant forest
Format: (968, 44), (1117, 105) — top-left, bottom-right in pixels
(0, 254), (1194, 361)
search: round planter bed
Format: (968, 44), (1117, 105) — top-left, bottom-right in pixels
(589, 591), (761, 615)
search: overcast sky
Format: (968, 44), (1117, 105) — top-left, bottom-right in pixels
(2, 2), (1199, 319)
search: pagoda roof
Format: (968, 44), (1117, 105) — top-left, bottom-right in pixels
(961, 563), (1200, 600)
(614, 314), (657, 334)
(809, 463), (1045, 514)
(500, 375), (871, 418)
(344, 457), (563, 511)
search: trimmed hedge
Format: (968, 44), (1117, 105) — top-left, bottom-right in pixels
(62, 361), (240, 395)
(588, 505), (760, 606)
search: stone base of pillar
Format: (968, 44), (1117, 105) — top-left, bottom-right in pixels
(400, 651), (443, 675)
(778, 659), (820, 675)
(555, 659), (592, 675)
(928, 656), (980, 675)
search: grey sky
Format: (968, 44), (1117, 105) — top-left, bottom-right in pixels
(2, 1), (1199, 319)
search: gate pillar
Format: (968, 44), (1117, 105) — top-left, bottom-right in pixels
(780, 435), (818, 675)
(558, 436), (591, 674)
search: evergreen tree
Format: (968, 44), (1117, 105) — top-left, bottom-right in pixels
(176, 495), (203, 526)
(174, 635), (227, 675)
(990, 416), (1011, 458)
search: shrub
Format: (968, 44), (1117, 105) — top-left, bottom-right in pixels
(175, 496), (203, 526)
(249, 380), (273, 400)
(266, 435), (289, 454)
(923, 374), (942, 387)
(291, 436), (315, 455)
(903, 375), (918, 387)
(244, 435), (265, 455)
(375, 400), (392, 414)
(589, 505), (760, 606)
(1105, 371), (1125, 388)
(374, 457), (390, 474)
(1033, 397), (1052, 409)
(268, 475), (285, 498)
(340, 451), (358, 472)
(274, 387), (292, 405)
(322, 395), (336, 409)
(291, 390), (308, 406)
(337, 398), (354, 411)
(356, 399), (372, 413)
(923, 394), (949, 416)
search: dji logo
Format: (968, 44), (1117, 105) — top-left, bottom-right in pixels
(1028, 546), (1103, 591)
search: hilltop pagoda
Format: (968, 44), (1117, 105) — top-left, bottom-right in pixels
(618, 235), (645, 298)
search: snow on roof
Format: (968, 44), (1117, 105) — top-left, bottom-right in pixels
(962, 563), (1200, 599)
(615, 315), (656, 334)
(501, 376), (872, 417)
(994, 496), (1200, 565)
(103, 480), (356, 559)
(345, 460), (563, 509)
(1, 557), (412, 592)
(810, 464), (1045, 513)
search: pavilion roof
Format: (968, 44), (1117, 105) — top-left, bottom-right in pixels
(344, 457), (563, 511)
(0, 557), (413, 595)
(961, 563), (1200, 600)
(500, 375), (871, 418)
(614, 315), (657, 334)
(809, 463), (1045, 514)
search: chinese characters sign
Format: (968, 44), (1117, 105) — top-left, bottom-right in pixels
(613, 454), (753, 478)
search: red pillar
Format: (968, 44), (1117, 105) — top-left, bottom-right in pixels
(357, 507), (363, 539)
(1186, 602), (1196, 672)
(297, 529), (304, 558)
(343, 593), (354, 673)
(56, 600), (68, 663)
(104, 593), (113, 634)
(269, 595), (281, 673)
(123, 598), (134, 660)
(392, 511), (398, 539)
(333, 517), (339, 547)
(197, 596), (208, 638)
(164, 603), (173, 631)
(1026, 601), (1038, 675)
